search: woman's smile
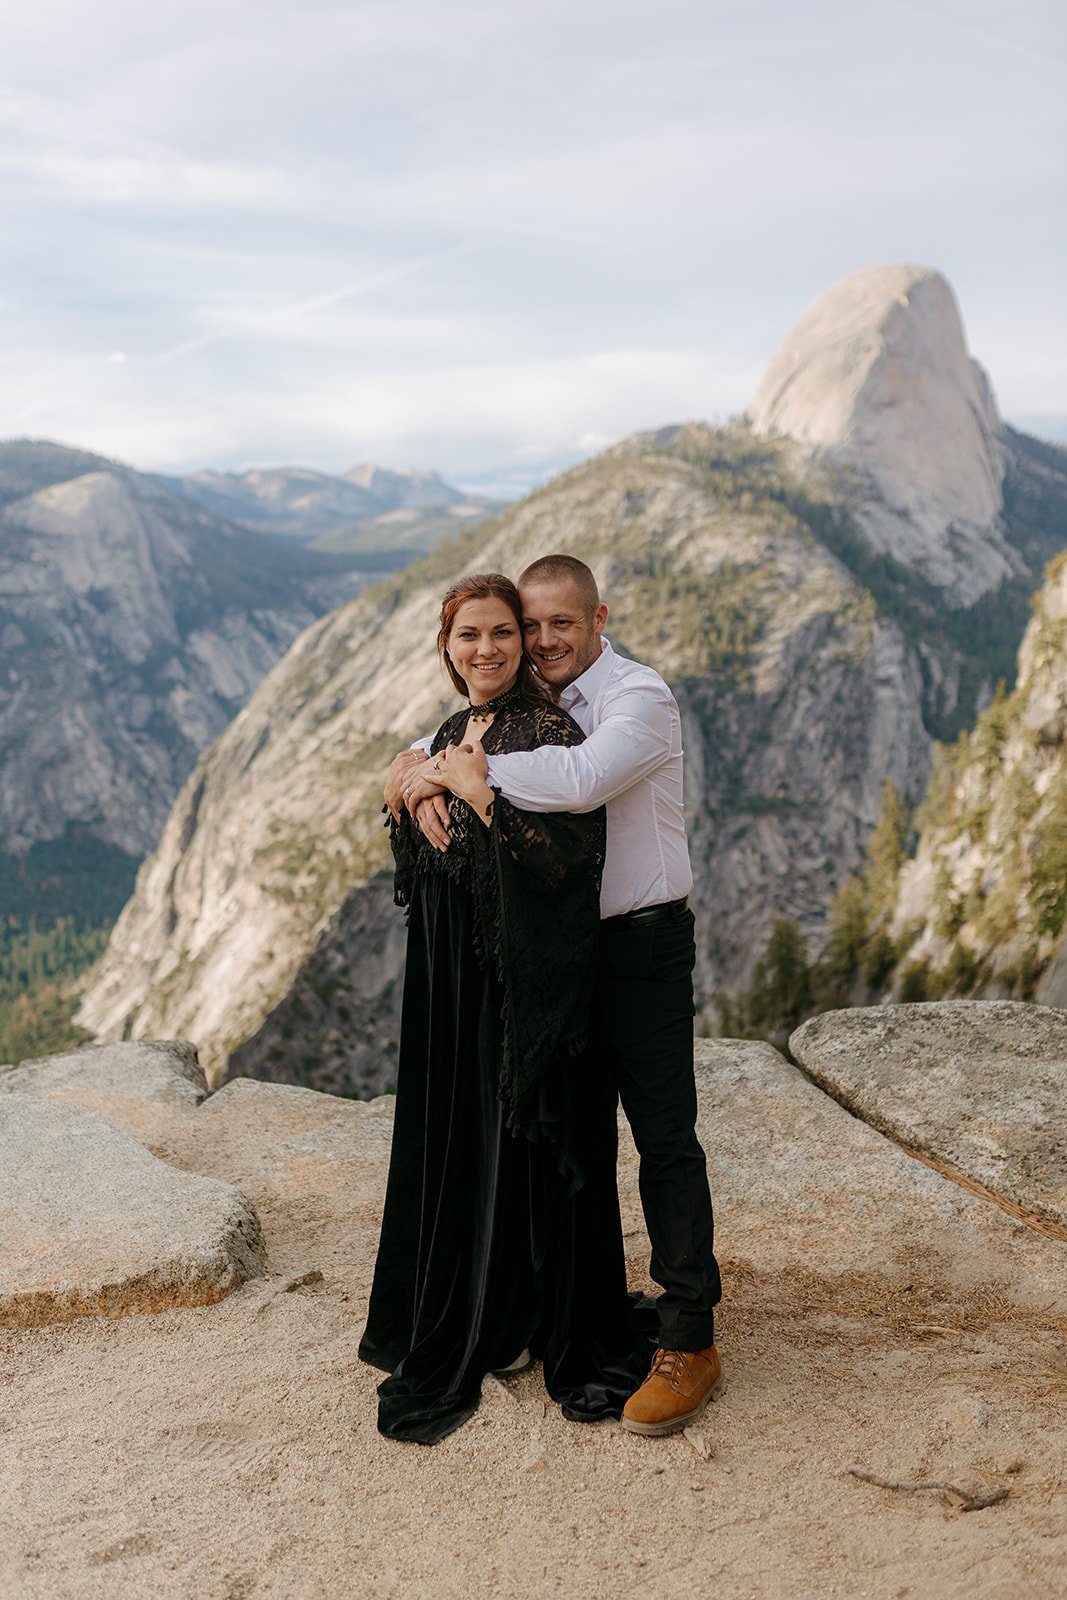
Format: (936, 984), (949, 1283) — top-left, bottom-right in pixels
(446, 596), (523, 703)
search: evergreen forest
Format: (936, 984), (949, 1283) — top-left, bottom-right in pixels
(0, 828), (140, 1061)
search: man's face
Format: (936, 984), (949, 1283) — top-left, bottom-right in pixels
(518, 578), (608, 689)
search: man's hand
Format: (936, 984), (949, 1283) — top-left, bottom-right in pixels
(384, 749), (423, 821)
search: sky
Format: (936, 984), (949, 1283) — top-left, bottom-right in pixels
(2, 0), (1064, 497)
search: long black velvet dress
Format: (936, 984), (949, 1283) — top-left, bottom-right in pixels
(358, 683), (649, 1444)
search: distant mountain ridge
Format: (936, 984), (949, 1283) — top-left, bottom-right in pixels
(342, 463), (467, 508)
(166, 461), (502, 548)
(0, 440), (126, 504)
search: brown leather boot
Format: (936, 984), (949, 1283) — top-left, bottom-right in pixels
(621, 1344), (722, 1436)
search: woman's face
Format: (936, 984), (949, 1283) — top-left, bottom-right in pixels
(445, 596), (523, 704)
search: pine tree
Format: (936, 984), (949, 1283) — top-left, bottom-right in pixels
(865, 779), (909, 921)
(814, 875), (870, 1008)
(719, 917), (813, 1046)
(748, 918), (813, 1041)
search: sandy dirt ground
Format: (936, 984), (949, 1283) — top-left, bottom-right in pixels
(2, 1041), (1065, 1600)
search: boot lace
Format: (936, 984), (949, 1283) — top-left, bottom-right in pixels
(649, 1348), (691, 1391)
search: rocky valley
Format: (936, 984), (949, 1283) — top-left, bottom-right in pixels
(0, 442), (494, 867)
(0, 439), (502, 1059)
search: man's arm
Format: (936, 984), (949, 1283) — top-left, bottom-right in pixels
(486, 687), (674, 813)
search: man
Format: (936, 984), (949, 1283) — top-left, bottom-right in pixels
(388, 554), (722, 1436)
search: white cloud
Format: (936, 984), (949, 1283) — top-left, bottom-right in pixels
(1, 0), (1063, 479)
(148, 241), (486, 364)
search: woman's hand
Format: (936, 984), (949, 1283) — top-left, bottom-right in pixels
(414, 795), (452, 851)
(402, 759), (448, 816)
(399, 744), (493, 829)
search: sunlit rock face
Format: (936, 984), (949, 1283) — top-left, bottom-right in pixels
(748, 264), (1012, 604)
(887, 550), (1067, 1001)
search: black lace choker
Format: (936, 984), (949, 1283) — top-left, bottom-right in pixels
(467, 679), (524, 717)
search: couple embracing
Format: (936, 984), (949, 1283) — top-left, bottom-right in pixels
(358, 555), (722, 1445)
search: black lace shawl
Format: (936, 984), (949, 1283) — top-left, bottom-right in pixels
(390, 688), (605, 1146)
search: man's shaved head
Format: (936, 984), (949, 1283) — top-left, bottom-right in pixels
(517, 554), (607, 689)
(519, 554), (600, 617)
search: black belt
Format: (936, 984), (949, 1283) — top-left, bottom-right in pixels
(601, 896), (689, 932)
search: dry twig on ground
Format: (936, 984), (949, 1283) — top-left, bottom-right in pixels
(847, 1468), (1010, 1512)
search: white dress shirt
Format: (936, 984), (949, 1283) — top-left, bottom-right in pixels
(485, 639), (694, 918)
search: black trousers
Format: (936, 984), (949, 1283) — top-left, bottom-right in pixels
(595, 905), (721, 1352)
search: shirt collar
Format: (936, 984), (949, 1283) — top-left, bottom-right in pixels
(559, 636), (615, 710)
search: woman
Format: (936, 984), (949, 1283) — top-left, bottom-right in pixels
(358, 572), (647, 1444)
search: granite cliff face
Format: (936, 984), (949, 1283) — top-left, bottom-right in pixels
(749, 265), (1067, 740)
(0, 442), (373, 858)
(77, 426), (932, 1088)
(748, 264), (1012, 605)
(75, 267), (1067, 1093)
(886, 542), (1067, 1003)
